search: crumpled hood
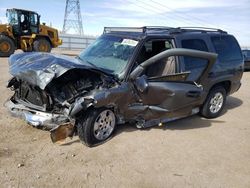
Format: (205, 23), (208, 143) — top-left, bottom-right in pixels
(9, 52), (95, 90)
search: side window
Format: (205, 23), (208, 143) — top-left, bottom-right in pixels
(181, 39), (209, 81)
(137, 39), (173, 64)
(145, 56), (176, 78)
(7, 10), (18, 25)
(137, 39), (175, 78)
(145, 55), (208, 82)
(30, 14), (38, 25)
(20, 14), (28, 24)
(211, 35), (242, 62)
(20, 14), (25, 23)
(182, 39), (208, 51)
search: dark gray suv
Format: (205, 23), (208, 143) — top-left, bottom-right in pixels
(5, 27), (244, 146)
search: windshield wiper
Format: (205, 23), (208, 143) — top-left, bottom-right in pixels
(76, 56), (99, 69)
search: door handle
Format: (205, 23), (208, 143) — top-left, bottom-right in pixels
(186, 91), (201, 98)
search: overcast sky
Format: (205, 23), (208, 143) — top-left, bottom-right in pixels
(0, 0), (249, 46)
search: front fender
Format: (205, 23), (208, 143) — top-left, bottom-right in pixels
(68, 82), (135, 118)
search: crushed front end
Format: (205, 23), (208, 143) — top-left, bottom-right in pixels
(5, 52), (118, 142)
(5, 34), (141, 146)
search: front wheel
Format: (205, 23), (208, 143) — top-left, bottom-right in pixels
(200, 86), (226, 118)
(0, 35), (15, 57)
(77, 108), (116, 147)
(33, 38), (51, 52)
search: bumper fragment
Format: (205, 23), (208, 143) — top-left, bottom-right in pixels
(50, 123), (75, 143)
(4, 100), (69, 129)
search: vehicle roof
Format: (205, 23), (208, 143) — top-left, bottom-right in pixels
(103, 26), (229, 39)
(7, 8), (38, 15)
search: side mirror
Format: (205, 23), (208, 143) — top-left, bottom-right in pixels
(129, 65), (144, 81)
(134, 75), (148, 93)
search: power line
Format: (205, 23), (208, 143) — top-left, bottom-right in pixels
(125, 0), (169, 26)
(147, 0), (247, 35)
(127, 0), (247, 36)
(127, 0), (213, 27)
(149, 0), (218, 28)
(136, 0), (200, 26)
(126, 0), (194, 26)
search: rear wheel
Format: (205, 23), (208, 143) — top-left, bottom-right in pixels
(33, 38), (51, 52)
(77, 108), (116, 147)
(200, 86), (226, 118)
(0, 35), (15, 57)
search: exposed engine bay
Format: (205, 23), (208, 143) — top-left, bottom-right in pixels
(5, 52), (122, 136)
(9, 68), (107, 110)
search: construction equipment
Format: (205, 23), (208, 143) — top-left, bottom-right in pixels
(0, 8), (62, 57)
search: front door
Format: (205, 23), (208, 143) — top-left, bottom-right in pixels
(129, 48), (217, 124)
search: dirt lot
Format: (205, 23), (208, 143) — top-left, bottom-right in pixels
(0, 55), (250, 188)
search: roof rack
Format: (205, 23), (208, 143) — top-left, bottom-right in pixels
(103, 26), (227, 35)
(176, 27), (227, 34)
(104, 27), (144, 34)
(103, 26), (176, 34)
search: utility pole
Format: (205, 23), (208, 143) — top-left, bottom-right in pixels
(62, 0), (84, 35)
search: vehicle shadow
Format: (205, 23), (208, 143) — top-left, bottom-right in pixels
(116, 115), (221, 134)
(59, 139), (80, 146)
(115, 96), (243, 134)
(221, 95), (243, 115)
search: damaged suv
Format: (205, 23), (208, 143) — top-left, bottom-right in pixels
(5, 27), (244, 146)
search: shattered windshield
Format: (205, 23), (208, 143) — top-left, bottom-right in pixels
(79, 35), (138, 76)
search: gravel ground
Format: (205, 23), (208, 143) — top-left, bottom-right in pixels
(0, 55), (250, 188)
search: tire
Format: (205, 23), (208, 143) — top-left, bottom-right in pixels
(33, 38), (51, 52)
(77, 108), (116, 147)
(200, 86), (226, 118)
(0, 35), (15, 57)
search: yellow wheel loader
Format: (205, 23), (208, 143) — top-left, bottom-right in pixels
(0, 8), (62, 57)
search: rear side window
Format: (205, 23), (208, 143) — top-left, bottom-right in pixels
(182, 39), (208, 52)
(181, 39), (209, 81)
(211, 35), (242, 62)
